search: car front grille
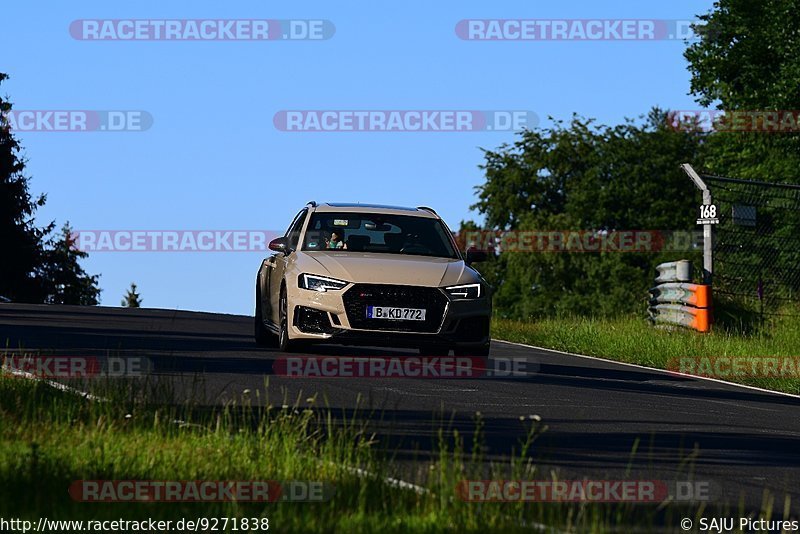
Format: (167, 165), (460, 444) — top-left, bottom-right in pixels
(342, 284), (448, 333)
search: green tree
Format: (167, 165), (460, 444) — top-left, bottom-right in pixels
(685, 0), (800, 111)
(0, 73), (52, 302)
(684, 0), (800, 182)
(472, 110), (704, 318)
(122, 283), (142, 307)
(683, 0), (800, 317)
(40, 223), (101, 306)
(0, 73), (101, 305)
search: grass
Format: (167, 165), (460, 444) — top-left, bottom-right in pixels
(492, 313), (800, 394)
(0, 375), (771, 533)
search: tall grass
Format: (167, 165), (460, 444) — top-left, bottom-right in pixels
(0, 375), (781, 533)
(493, 314), (800, 394)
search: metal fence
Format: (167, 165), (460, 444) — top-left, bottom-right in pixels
(683, 164), (800, 317)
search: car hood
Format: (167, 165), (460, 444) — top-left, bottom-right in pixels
(300, 251), (470, 287)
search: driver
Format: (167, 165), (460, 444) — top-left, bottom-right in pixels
(326, 230), (347, 249)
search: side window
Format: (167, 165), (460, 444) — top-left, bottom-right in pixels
(286, 209), (308, 250)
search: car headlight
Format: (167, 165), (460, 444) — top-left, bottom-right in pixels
(299, 274), (348, 292)
(444, 283), (482, 299)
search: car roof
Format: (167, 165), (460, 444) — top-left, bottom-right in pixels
(309, 202), (440, 218)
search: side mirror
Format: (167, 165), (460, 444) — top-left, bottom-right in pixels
(465, 247), (488, 265)
(268, 237), (290, 254)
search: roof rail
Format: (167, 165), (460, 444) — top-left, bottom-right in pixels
(416, 206), (437, 215)
(306, 201), (318, 207)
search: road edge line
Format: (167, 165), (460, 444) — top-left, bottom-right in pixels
(495, 339), (800, 400)
(4, 368), (108, 402)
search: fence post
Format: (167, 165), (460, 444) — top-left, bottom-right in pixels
(681, 163), (713, 285)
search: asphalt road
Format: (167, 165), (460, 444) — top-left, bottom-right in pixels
(2, 303), (800, 513)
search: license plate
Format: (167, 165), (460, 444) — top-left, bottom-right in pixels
(367, 306), (426, 321)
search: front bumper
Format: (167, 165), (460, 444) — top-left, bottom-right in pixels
(286, 282), (491, 348)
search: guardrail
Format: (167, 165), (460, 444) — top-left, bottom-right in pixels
(649, 261), (712, 332)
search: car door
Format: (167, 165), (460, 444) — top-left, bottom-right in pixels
(267, 208), (308, 323)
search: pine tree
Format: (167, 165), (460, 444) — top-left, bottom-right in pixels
(39, 223), (101, 305)
(121, 283), (142, 308)
(1, 73), (101, 305)
(0, 73), (52, 302)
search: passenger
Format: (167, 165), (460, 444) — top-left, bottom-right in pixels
(326, 231), (347, 249)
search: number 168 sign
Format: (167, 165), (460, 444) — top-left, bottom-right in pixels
(696, 204), (719, 225)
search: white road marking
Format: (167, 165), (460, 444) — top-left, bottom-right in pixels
(496, 339), (800, 400)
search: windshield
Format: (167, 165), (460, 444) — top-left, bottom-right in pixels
(301, 212), (459, 259)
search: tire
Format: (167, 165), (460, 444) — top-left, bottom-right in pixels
(254, 282), (277, 347)
(278, 285), (305, 353)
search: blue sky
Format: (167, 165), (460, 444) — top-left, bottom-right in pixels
(2, 0), (713, 315)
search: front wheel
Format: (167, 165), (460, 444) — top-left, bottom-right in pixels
(254, 282), (277, 347)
